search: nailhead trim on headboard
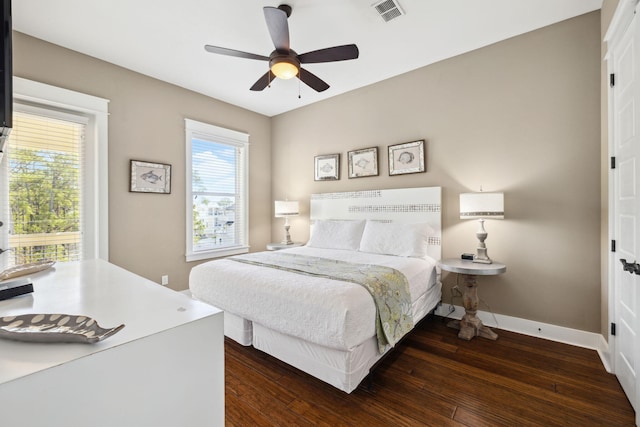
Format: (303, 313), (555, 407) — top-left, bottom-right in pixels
(428, 237), (441, 246)
(348, 204), (440, 214)
(310, 190), (382, 200)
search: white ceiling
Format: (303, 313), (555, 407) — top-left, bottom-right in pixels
(13, 0), (602, 117)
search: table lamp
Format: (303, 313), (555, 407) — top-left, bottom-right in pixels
(274, 200), (299, 245)
(459, 191), (504, 264)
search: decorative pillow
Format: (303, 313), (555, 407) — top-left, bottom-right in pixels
(359, 221), (434, 258)
(307, 220), (366, 250)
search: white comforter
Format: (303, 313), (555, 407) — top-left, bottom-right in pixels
(189, 246), (438, 351)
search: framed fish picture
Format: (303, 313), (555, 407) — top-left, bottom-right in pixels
(347, 147), (378, 178)
(388, 140), (425, 176)
(314, 153), (340, 181)
(130, 160), (171, 194)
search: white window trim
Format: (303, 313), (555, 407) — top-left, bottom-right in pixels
(11, 77), (109, 260)
(185, 119), (249, 262)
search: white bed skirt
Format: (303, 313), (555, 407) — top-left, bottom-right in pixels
(224, 312), (252, 346)
(226, 282), (441, 393)
(252, 323), (378, 393)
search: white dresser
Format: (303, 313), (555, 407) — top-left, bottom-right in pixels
(0, 259), (224, 427)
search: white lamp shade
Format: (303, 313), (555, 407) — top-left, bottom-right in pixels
(274, 200), (299, 217)
(460, 192), (504, 219)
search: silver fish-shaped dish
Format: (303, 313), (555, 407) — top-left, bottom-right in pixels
(0, 314), (125, 344)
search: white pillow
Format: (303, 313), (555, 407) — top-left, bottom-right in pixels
(359, 221), (434, 258)
(307, 220), (366, 250)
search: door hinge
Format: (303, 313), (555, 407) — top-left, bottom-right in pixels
(610, 73), (616, 87)
(611, 156), (616, 169)
(611, 322), (616, 336)
(612, 240), (617, 252)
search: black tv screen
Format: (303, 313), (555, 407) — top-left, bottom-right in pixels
(0, 0), (11, 154)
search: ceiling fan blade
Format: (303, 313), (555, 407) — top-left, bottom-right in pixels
(250, 70), (276, 91)
(204, 45), (269, 61)
(263, 6), (290, 52)
(298, 44), (359, 64)
(298, 68), (330, 92)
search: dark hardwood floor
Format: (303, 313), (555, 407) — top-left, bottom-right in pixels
(225, 315), (635, 426)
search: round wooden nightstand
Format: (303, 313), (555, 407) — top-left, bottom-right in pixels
(439, 258), (506, 341)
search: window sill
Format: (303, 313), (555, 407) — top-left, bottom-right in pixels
(186, 246), (249, 262)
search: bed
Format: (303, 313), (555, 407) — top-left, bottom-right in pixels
(189, 187), (442, 393)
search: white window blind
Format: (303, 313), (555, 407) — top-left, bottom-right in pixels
(185, 119), (249, 261)
(4, 108), (86, 267)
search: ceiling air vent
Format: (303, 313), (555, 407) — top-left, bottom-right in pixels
(372, 0), (404, 22)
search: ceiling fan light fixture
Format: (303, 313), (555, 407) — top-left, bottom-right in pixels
(270, 57), (299, 80)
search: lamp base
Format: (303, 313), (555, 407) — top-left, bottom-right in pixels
(281, 223), (293, 245)
(473, 219), (492, 264)
(473, 244), (492, 263)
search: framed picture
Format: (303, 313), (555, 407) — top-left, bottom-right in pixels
(314, 153), (340, 181)
(130, 160), (171, 194)
(388, 140), (425, 176)
(348, 147), (378, 178)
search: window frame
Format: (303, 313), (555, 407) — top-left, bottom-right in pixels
(185, 119), (249, 262)
(0, 77), (109, 266)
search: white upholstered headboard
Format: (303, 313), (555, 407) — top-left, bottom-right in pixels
(310, 187), (442, 260)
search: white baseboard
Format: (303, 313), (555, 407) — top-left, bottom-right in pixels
(434, 304), (612, 372)
(597, 335), (613, 373)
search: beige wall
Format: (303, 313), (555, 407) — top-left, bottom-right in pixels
(272, 12), (602, 332)
(13, 32), (273, 290)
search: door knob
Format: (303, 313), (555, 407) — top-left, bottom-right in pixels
(620, 259), (640, 275)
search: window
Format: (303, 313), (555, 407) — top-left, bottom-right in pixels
(185, 119), (249, 261)
(0, 78), (108, 270)
(5, 108), (85, 265)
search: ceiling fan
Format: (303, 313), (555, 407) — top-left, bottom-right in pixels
(204, 4), (359, 93)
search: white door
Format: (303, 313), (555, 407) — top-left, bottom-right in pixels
(611, 6), (640, 421)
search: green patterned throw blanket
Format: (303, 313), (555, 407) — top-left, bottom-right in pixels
(231, 252), (413, 353)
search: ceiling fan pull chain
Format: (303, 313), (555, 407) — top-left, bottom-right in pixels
(298, 74), (301, 99)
